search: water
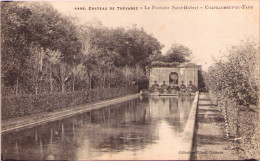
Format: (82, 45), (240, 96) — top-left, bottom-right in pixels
(2, 95), (194, 160)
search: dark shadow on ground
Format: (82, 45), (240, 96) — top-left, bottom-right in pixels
(198, 104), (217, 106)
(199, 109), (220, 113)
(198, 114), (224, 124)
(196, 134), (227, 146)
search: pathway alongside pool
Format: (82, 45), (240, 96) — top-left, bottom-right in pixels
(192, 93), (240, 160)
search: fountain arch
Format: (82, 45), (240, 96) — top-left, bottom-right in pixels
(169, 72), (178, 85)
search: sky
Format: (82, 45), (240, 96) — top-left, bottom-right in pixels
(51, 1), (259, 71)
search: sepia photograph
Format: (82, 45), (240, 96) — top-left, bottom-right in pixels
(1, 0), (259, 160)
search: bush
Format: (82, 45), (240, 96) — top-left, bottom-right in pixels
(205, 40), (259, 159)
(205, 40), (259, 107)
(239, 110), (259, 159)
(219, 100), (259, 159)
(1, 86), (139, 119)
(244, 121), (260, 159)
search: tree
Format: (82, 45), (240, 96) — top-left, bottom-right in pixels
(1, 2), (82, 94)
(53, 62), (72, 93)
(81, 48), (99, 90)
(71, 63), (86, 92)
(24, 46), (45, 94)
(198, 70), (208, 92)
(2, 2), (163, 94)
(165, 44), (192, 63)
(1, 2), (32, 95)
(206, 40), (259, 107)
(205, 39), (259, 141)
(45, 49), (62, 93)
(96, 49), (117, 88)
(78, 24), (162, 89)
(24, 2), (81, 64)
(122, 26), (163, 67)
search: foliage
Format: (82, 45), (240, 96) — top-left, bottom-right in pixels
(165, 44), (192, 63)
(79, 24), (163, 67)
(1, 2), (32, 93)
(205, 40), (259, 106)
(1, 2), (80, 95)
(152, 44), (192, 63)
(1, 86), (139, 119)
(198, 70), (208, 92)
(205, 40), (259, 159)
(53, 62), (72, 92)
(243, 121), (260, 159)
(1, 2), (162, 95)
(150, 61), (180, 67)
(24, 46), (45, 94)
(123, 27), (163, 67)
(24, 2), (82, 64)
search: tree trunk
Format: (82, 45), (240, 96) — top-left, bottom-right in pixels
(236, 106), (240, 138)
(89, 73), (92, 90)
(15, 75), (19, 96)
(50, 66), (53, 94)
(40, 52), (43, 72)
(125, 65), (128, 87)
(103, 71), (106, 89)
(224, 100), (230, 138)
(61, 82), (65, 93)
(108, 69), (111, 88)
(72, 74), (75, 92)
(35, 86), (38, 95)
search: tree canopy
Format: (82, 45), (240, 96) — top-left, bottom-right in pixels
(152, 44), (192, 64)
(205, 40), (259, 106)
(1, 2), (163, 95)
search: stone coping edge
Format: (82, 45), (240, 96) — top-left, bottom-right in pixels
(178, 91), (199, 160)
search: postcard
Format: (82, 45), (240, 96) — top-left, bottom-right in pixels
(1, 0), (259, 160)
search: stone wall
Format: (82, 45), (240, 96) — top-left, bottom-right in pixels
(149, 67), (199, 87)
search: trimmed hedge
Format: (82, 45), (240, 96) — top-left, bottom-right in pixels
(209, 91), (259, 159)
(214, 97), (259, 159)
(2, 86), (139, 120)
(239, 110), (259, 159)
(245, 122), (260, 159)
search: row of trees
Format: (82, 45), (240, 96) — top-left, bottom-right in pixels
(1, 2), (163, 95)
(205, 40), (259, 108)
(204, 40), (259, 159)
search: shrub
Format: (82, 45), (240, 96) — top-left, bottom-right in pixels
(205, 40), (259, 107)
(1, 86), (139, 119)
(205, 40), (259, 159)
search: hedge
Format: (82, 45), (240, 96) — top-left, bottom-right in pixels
(215, 97), (259, 159)
(2, 86), (139, 120)
(244, 122), (260, 159)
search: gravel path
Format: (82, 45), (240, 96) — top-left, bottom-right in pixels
(191, 93), (240, 160)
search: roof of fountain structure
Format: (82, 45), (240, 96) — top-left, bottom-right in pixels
(149, 61), (201, 68)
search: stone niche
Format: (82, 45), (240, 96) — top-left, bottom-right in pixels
(149, 63), (200, 88)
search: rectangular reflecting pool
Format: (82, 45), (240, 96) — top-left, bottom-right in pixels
(2, 95), (194, 160)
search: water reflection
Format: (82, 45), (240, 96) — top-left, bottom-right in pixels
(2, 96), (194, 160)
